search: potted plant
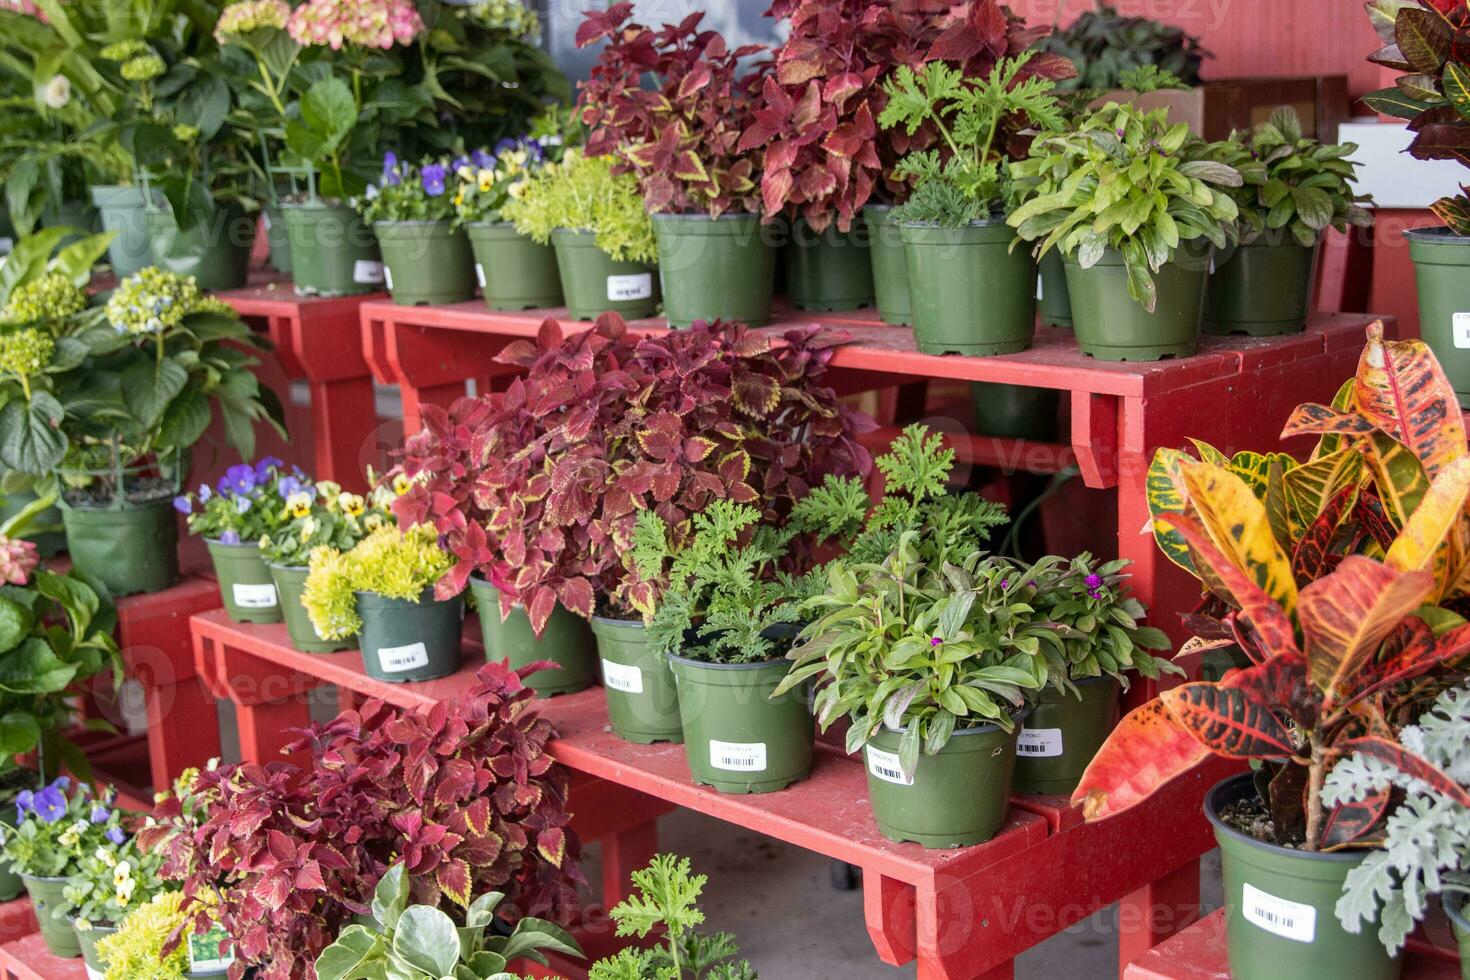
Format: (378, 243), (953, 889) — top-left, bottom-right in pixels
(1189, 106), (1371, 336)
(303, 522), (463, 682)
(260, 475), (400, 654)
(878, 53), (1065, 355)
(501, 149), (659, 322)
(577, 4), (773, 328)
(62, 832), (167, 975)
(360, 153), (476, 306)
(1363, 0), (1470, 407)
(1040, 3), (1209, 91)
(175, 458), (297, 625)
(95, 889), (232, 979)
(454, 138), (565, 311)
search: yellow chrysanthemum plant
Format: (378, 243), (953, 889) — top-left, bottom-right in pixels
(95, 890), (193, 980)
(302, 522), (457, 641)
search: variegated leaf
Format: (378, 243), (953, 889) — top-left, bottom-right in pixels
(1178, 460), (1300, 614)
(1160, 680), (1299, 758)
(1280, 448), (1363, 540)
(1147, 447), (1195, 574)
(1297, 555), (1434, 700)
(1353, 321), (1466, 480)
(1384, 455), (1470, 599)
(1362, 430), (1431, 530)
(1071, 699), (1210, 820)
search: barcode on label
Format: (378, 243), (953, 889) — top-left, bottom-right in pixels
(709, 740), (766, 772)
(354, 259), (385, 285)
(383, 264), (395, 291)
(1453, 312), (1470, 350)
(1016, 727), (1064, 758)
(1241, 882), (1316, 943)
(232, 582), (278, 609)
(607, 273), (653, 302)
(866, 745), (913, 786)
(378, 641), (429, 674)
(475, 263), (487, 288)
(601, 659), (643, 694)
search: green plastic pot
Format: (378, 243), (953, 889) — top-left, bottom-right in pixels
(1405, 227), (1470, 409)
(1038, 250), (1073, 329)
(270, 564), (352, 653)
(668, 654), (813, 794)
(263, 203), (291, 274)
(1204, 237), (1319, 336)
(374, 220), (476, 306)
(652, 213), (775, 327)
(72, 918), (118, 974)
(0, 486), (65, 558)
(42, 200), (97, 247)
(61, 497), (179, 597)
(469, 578), (596, 697)
(21, 873), (78, 957)
(1064, 240), (1211, 361)
(550, 229), (659, 321)
(1207, 774), (1402, 980)
(1446, 895), (1470, 980)
(969, 382), (1060, 441)
(590, 615), (682, 744)
(466, 222), (562, 311)
(863, 205), (911, 325)
(144, 203), (253, 291)
(204, 540), (281, 624)
(356, 589), (464, 683)
(283, 202), (382, 297)
(901, 220), (1037, 355)
(784, 217), (874, 311)
(863, 714), (1022, 848)
(0, 808), (19, 902)
(89, 184), (154, 277)
(1011, 677), (1119, 796)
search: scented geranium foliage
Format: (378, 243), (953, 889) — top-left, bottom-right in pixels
(141, 662), (581, 980)
(394, 314), (873, 633)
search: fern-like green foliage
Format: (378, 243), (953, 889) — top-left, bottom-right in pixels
(1118, 64), (1187, 93)
(501, 149), (657, 264)
(588, 855), (756, 980)
(880, 53), (1065, 226)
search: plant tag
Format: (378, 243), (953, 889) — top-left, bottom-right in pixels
(353, 260), (385, 285)
(475, 262), (487, 288)
(1241, 882), (1316, 943)
(1453, 312), (1470, 350)
(1036, 276), (1044, 301)
(85, 967), (103, 980)
(601, 659), (643, 694)
(383, 264), (395, 291)
(1016, 727), (1064, 758)
(865, 746), (912, 786)
(232, 582), (278, 609)
(607, 273), (652, 302)
(261, 211), (271, 231)
(188, 925), (236, 973)
(709, 739), (766, 772)
(378, 641), (429, 674)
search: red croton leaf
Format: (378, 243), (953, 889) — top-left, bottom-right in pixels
(1072, 699), (1211, 820)
(1159, 676), (1300, 759)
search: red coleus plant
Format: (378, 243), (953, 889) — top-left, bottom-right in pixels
(140, 662), (580, 980)
(395, 313), (874, 634)
(744, 0), (1075, 231)
(575, 4), (769, 217)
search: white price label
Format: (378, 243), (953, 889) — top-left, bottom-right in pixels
(601, 659), (643, 694)
(85, 966), (103, 980)
(378, 641), (429, 674)
(866, 745), (913, 786)
(1017, 727), (1064, 758)
(188, 927), (236, 973)
(1036, 276), (1044, 302)
(232, 582), (278, 609)
(261, 212), (271, 231)
(1241, 882), (1316, 943)
(1453, 312), (1470, 350)
(607, 273), (653, 302)
(354, 259), (385, 285)
(475, 263), (487, 288)
(708, 739), (766, 772)
(383, 264), (395, 291)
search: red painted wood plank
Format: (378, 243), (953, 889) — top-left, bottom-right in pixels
(0, 899), (36, 945)
(0, 932), (86, 980)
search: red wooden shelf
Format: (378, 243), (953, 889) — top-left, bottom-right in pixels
(0, 932), (86, 980)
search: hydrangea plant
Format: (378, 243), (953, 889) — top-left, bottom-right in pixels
(174, 457), (300, 545)
(2, 780), (126, 878)
(259, 474), (401, 568)
(302, 523), (456, 640)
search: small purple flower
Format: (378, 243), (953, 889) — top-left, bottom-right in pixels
(105, 826), (125, 845)
(930, 636), (943, 647)
(421, 163), (447, 197)
(1116, 127), (1125, 138)
(219, 530), (241, 545)
(470, 148), (494, 169)
(278, 476), (303, 500)
(1085, 574), (1103, 589)
(172, 495), (191, 515)
(49, 776), (69, 792)
(1000, 578), (1010, 590)
(89, 805), (109, 824)
(197, 483), (212, 503)
(382, 151), (401, 186)
(451, 154), (469, 173)
(32, 785), (65, 823)
(253, 456), (284, 482)
(14, 789), (32, 821)
(493, 137), (518, 155)
(220, 464), (256, 496)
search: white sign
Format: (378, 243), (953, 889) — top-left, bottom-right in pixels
(866, 745), (913, 786)
(475, 263), (488, 288)
(1242, 882), (1316, 944)
(383, 264), (395, 291)
(378, 641), (429, 674)
(354, 260), (385, 285)
(232, 582), (278, 609)
(188, 926), (236, 973)
(607, 273), (653, 302)
(1017, 727), (1064, 758)
(1453, 312), (1470, 350)
(708, 739), (766, 772)
(601, 659), (643, 694)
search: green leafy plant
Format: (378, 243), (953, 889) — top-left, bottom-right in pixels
(1186, 105), (1372, 246)
(63, 834), (166, 931)
(359, 153), (459, 223)
(453, 140), (550, 226)
(176, 457), (297, 544)
(880, 53), (1065, 226)
(280, 76), (364, 201)
(1008, 101), (1242, 311)
(588, 854), (755, 980)
(1040, 4), (1211, 90)
(303, 522), (456, 640)
(1118, 64), (1187, 93)
(500, 150), (656, 264)
(315, 862), (584, 980)
(2, 779), (125, 878)
(259, 475), (400, 567)
(95, 890), (195, 980)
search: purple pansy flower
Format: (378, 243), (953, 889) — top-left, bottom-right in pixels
(89, 804), (109, 824)
(32, 785), (65, 823)
(525, 140), (545, 162)
(421, 163), (447, 197)
(493, 137), (518, 155)
(173, 495), (191, 515)
(219, 530), (241, 545)
(253, 456), (284, 482)
(14, 789), (32, 821)
(105, 826), (125, 845)
(451, 154), (469, 173)
(277, 476), (303, 500)
(198, 483), (212, 503)
(470, 148), (494, 169)
(219, 464), (256, 497)
(382, 151), (401, 186)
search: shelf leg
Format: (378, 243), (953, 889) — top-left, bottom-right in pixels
(599, 818), (658, 909)
(310, 376), (381, 490)
(1116, 858), (1201, 972)
(144, 677), (221, 787)
(864, 872), (916, 967)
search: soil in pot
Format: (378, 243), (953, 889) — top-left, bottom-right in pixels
(652, 213), (775, 328)
(144, 203), (254, 291)
(1064, 239), (1211, 361)
(590, 615), (682, 744)
(72, 918), (118, 975)
(901, 220), (1037, 355)
(550, 229), (659, 321)
(373, 220), (476, 306)
(270, 564), (352, 653)
(1038, 250), (1073, 329)
(863, 204), (911, 326)
(1010, 677), (1119, 796)
(466, 222), (562, 311)
(282, 201), (383, 297)
(90, 184), (155, 277)
(356, 589), (464, 683)
(470, 578), (597, 697)
(667, 654), (813, 794)
(21, 873), (78, 957)
(1203, 237), (1318, 337)
(60, 481), (180, 596)
(1405, 227), (1470, 408)
(784, 217), (874, 311)
(1206, 773), (1402, 980)
(863, 713), (1023, 848)
(205, 540), (281, 625)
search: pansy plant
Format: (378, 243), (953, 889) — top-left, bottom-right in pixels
(174, 457), (301, 545)
(452, 140), (553, 226)
(63, 833), (166, 931)
(358, 153), (459, 223)
(2, 779), (127, 879)
(259, 473), (402, 568)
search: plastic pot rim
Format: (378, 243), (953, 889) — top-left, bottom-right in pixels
(650, 211), (762, 225)
(373, 218), (455, 229)
(1402, 225), (1470, 246)
(590, 613), (645, 630)
(267, 562), (308, 573)
(666, 651), (788, 673)
(898, 214), (1008, 230)
(1204, 772), (1367, 863)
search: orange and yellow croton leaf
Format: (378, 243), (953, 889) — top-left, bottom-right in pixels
(1071, 699), (1210, 820)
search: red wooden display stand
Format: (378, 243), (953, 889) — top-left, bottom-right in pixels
(0, 932), (87, 980)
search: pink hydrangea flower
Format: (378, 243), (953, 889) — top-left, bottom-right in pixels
(0, 535), (39, 586)
(287, 0), (423, 50)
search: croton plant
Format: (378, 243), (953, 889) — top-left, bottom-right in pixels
(1076, 323), (1470, 852)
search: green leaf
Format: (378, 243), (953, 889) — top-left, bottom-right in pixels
(0, 393), (65, 475)
(121, 358), (188, 429)
(313, 925), (384, 980)
(0, 711), (41, 756)
(1360, 86), (1435, 120)
(0, 595), (34, 653)
(0, 636), (77, 694)
(390, 906), (460, 976)
(371, 863), (408, 931)
(1292, 185), (1334, 231)
(1446, 62), (1470, 122)
(303, 76), (357, 145)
